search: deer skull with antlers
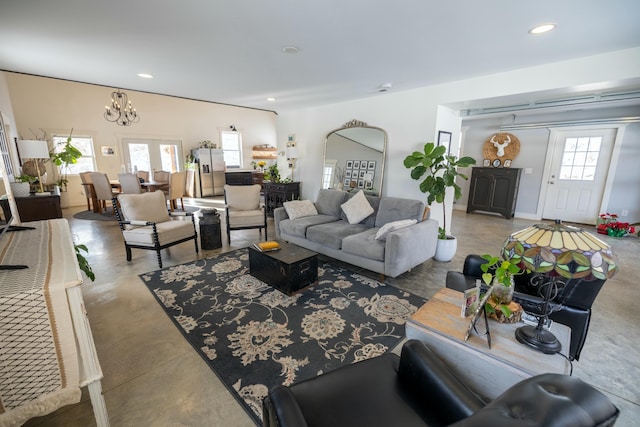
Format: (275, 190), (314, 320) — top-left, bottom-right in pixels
(490, 134), (511, 157)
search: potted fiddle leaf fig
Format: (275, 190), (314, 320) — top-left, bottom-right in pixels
(50, 129), (82, 191)
(403, 142), (476, 261)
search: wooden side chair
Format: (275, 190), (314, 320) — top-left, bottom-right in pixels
(224, 184), (267, 244)
(79, 171), (95, 211)
(153, 170), (170, 191)
(136, 170), (149, 182)
(113, 191), (198, 268)
(165, 171), (186, 211)
(118, 173), (143, 194)
(88, 172), (118, 214)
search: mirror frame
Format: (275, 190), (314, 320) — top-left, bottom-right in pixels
(323, 119), (387, 196)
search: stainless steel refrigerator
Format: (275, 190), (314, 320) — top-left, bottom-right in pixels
(192, 148), (226, 196)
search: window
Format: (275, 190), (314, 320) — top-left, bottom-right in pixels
(220, 131), (242, 168)
(51, 135), (96, 174)
(559, 136), (601, 181)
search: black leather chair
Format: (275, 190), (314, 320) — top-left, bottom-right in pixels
(446, 254), (607, 361)
(262, 340), (618, 427)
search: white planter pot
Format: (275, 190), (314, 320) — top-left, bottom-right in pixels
(10, 182), (30, 197)
(434, 235), (457, 262)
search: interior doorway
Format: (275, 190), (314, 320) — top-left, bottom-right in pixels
(541, 127), (618, 225)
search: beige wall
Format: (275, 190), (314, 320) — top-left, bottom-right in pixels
(4, 72), (277, 206)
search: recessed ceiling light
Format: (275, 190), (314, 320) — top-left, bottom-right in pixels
(529, 24), (556, 35)
(282, 46), (299, 54)
(137, 73), (154, 79)
(378, 83), (392, 92)
(266, 97), (276, 102)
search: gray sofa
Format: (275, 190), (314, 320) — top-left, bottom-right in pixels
(274, 189), (439, 278)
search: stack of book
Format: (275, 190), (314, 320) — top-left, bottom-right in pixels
(253, 241), (280, 252)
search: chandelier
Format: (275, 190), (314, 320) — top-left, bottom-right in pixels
(104, 89), (140, 126)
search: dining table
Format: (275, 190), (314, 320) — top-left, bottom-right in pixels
(140, 180), (169, 192)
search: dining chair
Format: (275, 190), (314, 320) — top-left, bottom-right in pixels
(136, 170), (149, 182)
(153, 170), (170, 191)
(79, 171), (95, 211)
(88, 172), (118, 214)
(224, 184), (267, 244)
(165, 171), (186, 211)
(118, 173), (143, 194)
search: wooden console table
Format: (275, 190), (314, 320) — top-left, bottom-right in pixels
(406, 288), (570, 400)
(0, 219), (109, 426)
(0, 194), (62, 222)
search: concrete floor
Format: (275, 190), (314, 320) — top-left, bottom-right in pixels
(23, 205), (639, 426)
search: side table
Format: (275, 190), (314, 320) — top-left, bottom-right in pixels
(264, 182), (300, 216)
(406, 288), (571, 400)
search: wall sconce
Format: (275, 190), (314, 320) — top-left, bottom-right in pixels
(286, 134), (298, 181)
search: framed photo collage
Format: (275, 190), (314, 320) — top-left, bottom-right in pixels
(344, 160), (375, 190)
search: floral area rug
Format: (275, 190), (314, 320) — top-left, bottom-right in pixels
(139, 249), (425, 425)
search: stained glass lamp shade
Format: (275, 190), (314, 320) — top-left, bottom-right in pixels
(501, 219), (618, 354)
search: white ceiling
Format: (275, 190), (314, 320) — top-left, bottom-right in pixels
(1, 1), (639, 113)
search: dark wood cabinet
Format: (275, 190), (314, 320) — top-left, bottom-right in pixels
(225, 171), (253, 186)
(467, 167), (521, 219)
(1, 194), (63, 222)
(264, 182), (300, 216)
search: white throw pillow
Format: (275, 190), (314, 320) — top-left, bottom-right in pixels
(375, 219), (418, 241)
(341, 190), (374, 224)
(283, 200), (318, 220)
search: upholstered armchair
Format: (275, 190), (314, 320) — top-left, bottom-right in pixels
(113, 191), (198, 268)
(446, 254), (608, 361)
(263, 340), (618, 427)
(224, 184), (267, 244)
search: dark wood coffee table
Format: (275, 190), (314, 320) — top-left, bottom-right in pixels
(248, 240), (318, 295)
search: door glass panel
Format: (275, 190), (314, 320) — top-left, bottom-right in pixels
(128, 143), (151, 172)
(160, 144), (179, 172)
(560, 136), (601, 181)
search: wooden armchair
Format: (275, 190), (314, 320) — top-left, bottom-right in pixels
(113, 191), (198, 268)
(224, 184), (267, 244)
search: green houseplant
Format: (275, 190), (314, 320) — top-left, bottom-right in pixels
(50, 129), (82, 191)
(403, 142), (476, 260)
(480, 254), (526, 321)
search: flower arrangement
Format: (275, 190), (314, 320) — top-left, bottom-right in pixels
(257, 160), (266, 170)
(597, 213), (635, 237)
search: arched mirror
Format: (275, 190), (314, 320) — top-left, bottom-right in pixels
(322, 119), (387, 196)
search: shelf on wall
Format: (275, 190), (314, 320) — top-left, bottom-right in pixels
(252, 144), (277, 159)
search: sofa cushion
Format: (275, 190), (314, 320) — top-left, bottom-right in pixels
(342, 228), (385, 261)
(341, 192), (381, 227)
(341, 190), (374, 224)
(283, 199), (318, 220)
(375, 219), (418, 241)
(315, 189), (348, 217)
(375, 197), (425, 227)
(279, 214), (339, 238)
(306, 220), (369, 250)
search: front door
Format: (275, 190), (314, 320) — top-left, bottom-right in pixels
(542, 128), (616, 225)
